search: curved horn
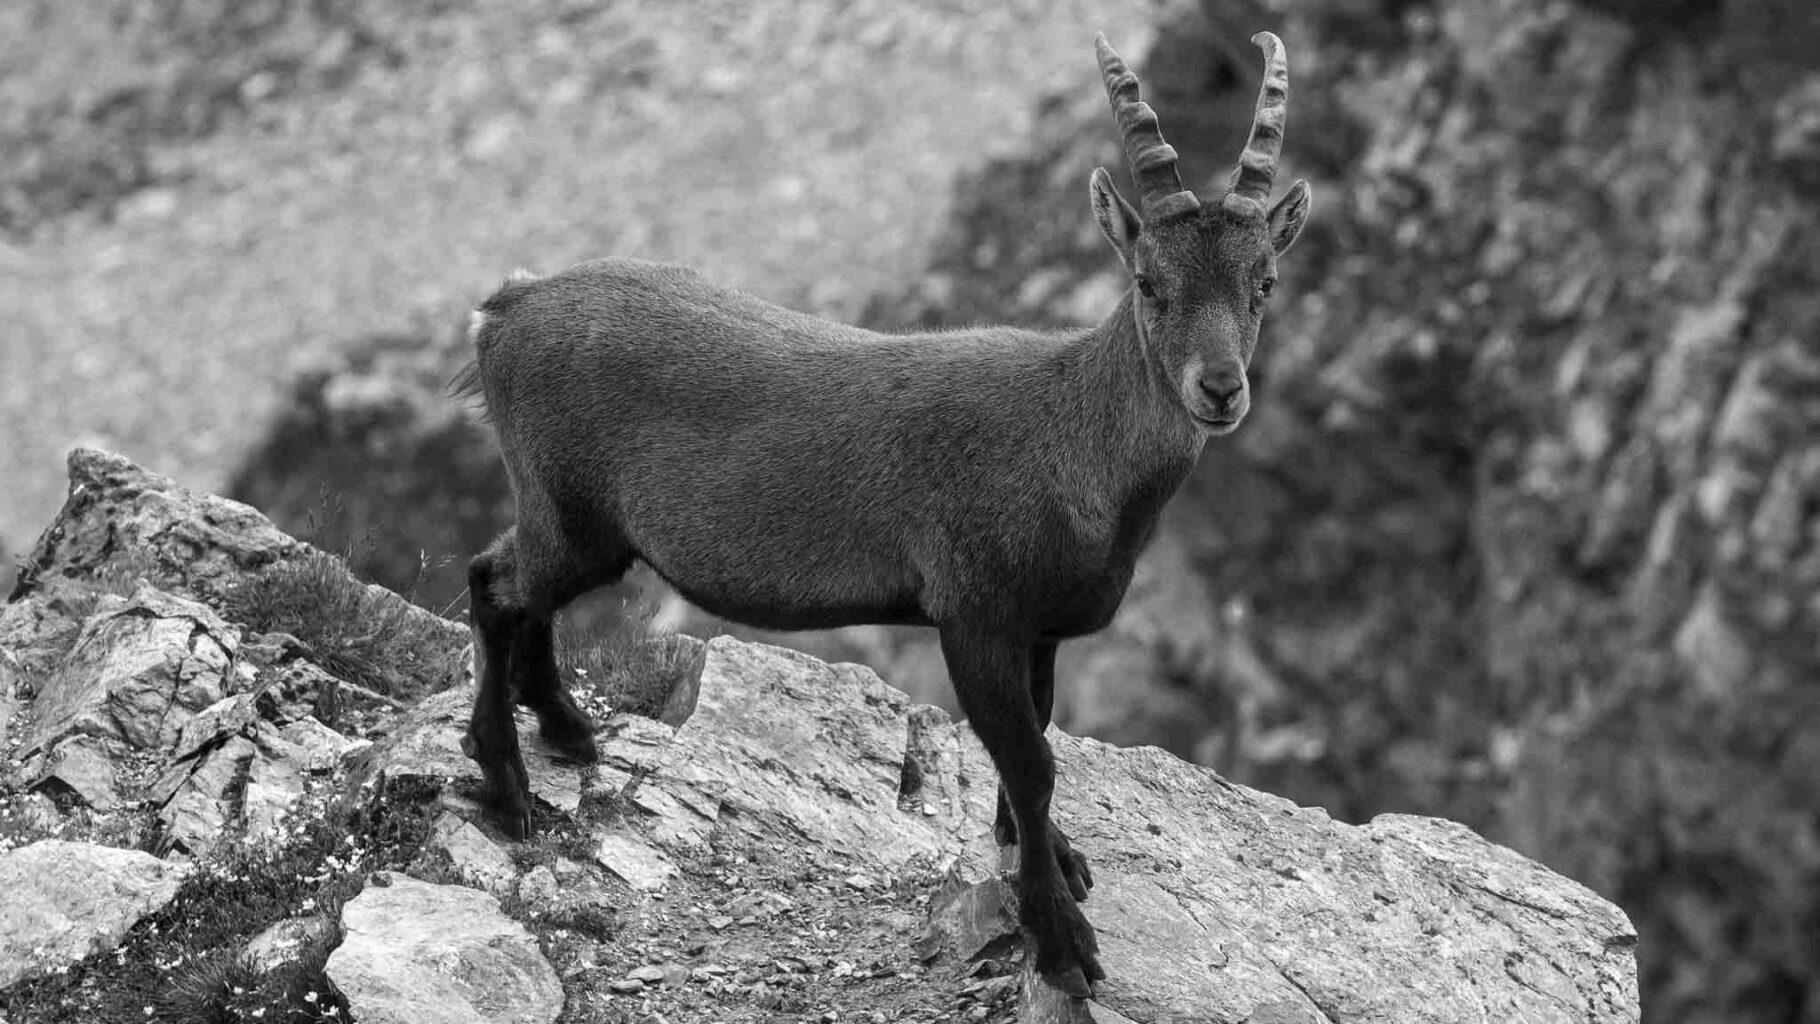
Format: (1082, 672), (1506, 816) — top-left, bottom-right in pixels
(1096, 33), (1200, 220)
(1227, 31), (1289, 212)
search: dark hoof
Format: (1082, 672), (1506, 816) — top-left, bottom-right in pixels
(492, 788), (533, 842)
(464, 727), (533, 839)
(1027, 882), (1105, 997)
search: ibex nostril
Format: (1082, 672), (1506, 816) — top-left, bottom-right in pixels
(1200, 371), (1244, 406)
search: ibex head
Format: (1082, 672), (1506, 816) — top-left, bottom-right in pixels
(1092, 32), (1311, 435)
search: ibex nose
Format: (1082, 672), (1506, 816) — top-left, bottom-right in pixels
(1199, 370), (1245, 408)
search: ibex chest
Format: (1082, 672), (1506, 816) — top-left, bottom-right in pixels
(1023, 471), (1179, 639)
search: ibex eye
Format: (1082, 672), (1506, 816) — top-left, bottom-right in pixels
(1137, 277), (1156, 299)
(1259, 278), (1275, 296)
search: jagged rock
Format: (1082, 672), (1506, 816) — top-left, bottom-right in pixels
(429, 812), (518, 895)
(17, 584), (237, 757)
(243, 914), (336, 974)
(11, 448), (305, 607)
(31, 734), (121, 810)
(170, 692), (261, 761)
(152, 720), (314, 856)
(0, 839), (189, 988)
(325, 871), (563, 1024)
(11, 448), (467, 699)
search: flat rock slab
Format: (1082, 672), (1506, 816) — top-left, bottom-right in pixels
(650, 639), (1638, 1022)
(593, 827), (677, 891)
(0, 839), (190, 988)
(325, 872), (563, 1024)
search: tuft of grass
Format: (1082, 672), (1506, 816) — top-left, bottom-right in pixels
(222, 549), (456, 701)
(557, 607), (705, 721)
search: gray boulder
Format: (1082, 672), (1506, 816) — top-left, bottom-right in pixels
(0, 839), (189, 988)
(325, 872), (564, 1024)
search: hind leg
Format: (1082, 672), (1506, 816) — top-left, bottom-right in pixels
(466, 521), (635, 836)
(464, 530), (534, 839)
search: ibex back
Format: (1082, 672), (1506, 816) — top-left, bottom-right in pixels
(456, 31), (1310, 997)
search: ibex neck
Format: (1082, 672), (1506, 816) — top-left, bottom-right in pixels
(1058, 289), (1203, 487)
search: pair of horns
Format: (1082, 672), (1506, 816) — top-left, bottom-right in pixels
(1095, 31), (1289, 218)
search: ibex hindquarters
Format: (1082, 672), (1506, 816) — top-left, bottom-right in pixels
(460, 31), (1309, 998)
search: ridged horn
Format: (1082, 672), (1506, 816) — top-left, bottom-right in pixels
(1227, 31), (1289, 212)
(1096, 33), (1200, 220)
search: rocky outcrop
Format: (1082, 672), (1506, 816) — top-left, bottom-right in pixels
(0, 451), (446, 859)
(0, 840), (189, 988)
(349, 630), (1638, 1021)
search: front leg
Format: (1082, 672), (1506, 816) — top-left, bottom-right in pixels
(940, 625), (1104, 997)
(994, 641), (1092, 900)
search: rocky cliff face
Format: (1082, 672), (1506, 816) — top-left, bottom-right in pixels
(1, 453), (1636, 1021)
(217, 0), (1819, 1020)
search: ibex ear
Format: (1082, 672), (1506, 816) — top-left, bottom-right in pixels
(1267, 180), (1311, 255)
(1090, 167), (1143, 272)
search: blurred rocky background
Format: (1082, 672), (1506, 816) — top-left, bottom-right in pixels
(6, 0), (1818, 1021)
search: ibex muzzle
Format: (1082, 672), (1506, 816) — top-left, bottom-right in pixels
(455, 30), (1309, 999)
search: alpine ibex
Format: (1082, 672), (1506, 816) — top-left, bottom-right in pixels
(455, 31), (1309, 996)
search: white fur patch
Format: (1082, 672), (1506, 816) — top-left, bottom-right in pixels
(506, 267), (538, 284)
